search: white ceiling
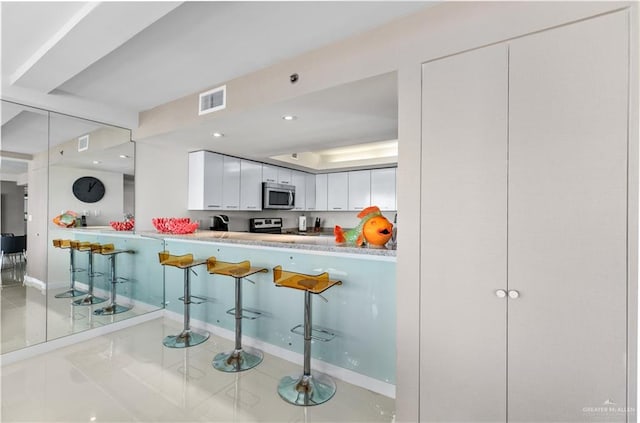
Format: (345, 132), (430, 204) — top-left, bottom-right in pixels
(1, 1), (434, 170)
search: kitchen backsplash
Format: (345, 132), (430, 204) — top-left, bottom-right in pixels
(188, 209), (397, 232)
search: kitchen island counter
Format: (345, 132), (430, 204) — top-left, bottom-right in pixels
(138, 229), (397, 258)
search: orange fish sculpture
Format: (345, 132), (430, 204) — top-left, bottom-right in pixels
(334, 206), (394, 248)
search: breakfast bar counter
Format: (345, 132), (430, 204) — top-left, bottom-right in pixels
(138, 229), (397, 258)
(49, 227), (397, 395)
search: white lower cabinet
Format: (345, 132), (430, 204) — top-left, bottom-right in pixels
(240, 160), (262, 210)
(327, 172), (348, 211)
(421, 11), (630, 423)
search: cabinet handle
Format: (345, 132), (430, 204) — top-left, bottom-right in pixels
(226, 206), (238, 209)
(208, 205), (221, 208)
(495, 289), (507, 298)
(508, 290), (520, 299)
(247, 206), (257, 209)
(332, 207), (343, 210)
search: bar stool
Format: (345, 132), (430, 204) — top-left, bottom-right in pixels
(272, 265), (342, 406)
(52, 239), (86, 298)
(159, 250), (209, 348)
(206, 257), (268, 372)
(94, 243), (135, 315)
(72, 242), (107, 306)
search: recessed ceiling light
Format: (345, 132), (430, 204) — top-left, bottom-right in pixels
(92, 160), (101, 164)
(212, 132), (224, 138)
(282, 115), (297, 121)
(119, 154), (130, 159)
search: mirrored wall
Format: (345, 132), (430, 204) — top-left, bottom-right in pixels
(1, 100), (164, 354)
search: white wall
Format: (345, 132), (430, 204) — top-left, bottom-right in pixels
(49, 166), (124, 226)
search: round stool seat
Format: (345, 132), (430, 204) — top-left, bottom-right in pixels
(159, 251), (209, 348)
(272, 266), (342, 406)
(207, 258), (267, 372)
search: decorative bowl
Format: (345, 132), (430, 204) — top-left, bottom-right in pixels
(110, 219), (135, 231)
(152, 217), (199, 234)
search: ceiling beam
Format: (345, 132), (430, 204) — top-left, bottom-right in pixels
(9, 1), (182, 94)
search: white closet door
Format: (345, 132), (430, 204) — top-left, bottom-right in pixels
(420, 43), (508, 422)
(508, 11), (629, 422)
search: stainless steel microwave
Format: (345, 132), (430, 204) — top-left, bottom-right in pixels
(262, 182), (295, 209)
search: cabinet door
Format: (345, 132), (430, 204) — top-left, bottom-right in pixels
(305, 174), (316, 211)
(262, 165), (278, 183)
(315, 174), (328, 211)
(240, 160), (262, 211)
(370, 168), (396, 211)
(420, 44), (508, 422)
(292, 170), (306, 210)
(278, 167), (292, 185)
(327, 172), (348, 211)
(508, 12), (628, 422)
(348, 170), (371, 211)
(188, 151), (223, 210)
(222, 156), (240, 210)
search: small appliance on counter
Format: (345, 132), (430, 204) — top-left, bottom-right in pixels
(313, 217), (321, 232)
(298, 215), (307, 232)
(249, 217), (283, 234)
(210, 215), (229, 231)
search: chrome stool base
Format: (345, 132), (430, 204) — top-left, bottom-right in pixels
(163, 330), (209, 349)
(54, 288), (86, 298)
(212, 347), (263, 372)
(93, 303), (130, 316)
(73, 295), (107, 306)
(277, 372), (337, 406)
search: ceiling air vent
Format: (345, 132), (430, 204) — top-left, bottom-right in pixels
(78, 135), (89, 152)
(199, 85), (226, 115)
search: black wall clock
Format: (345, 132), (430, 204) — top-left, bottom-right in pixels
(72, 176), (105, 203)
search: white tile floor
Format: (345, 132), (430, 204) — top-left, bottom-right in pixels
(0, 261), (155, 354)
(1, 318), (396, 422)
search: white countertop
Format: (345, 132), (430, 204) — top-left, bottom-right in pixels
(142, 230), (397, 257)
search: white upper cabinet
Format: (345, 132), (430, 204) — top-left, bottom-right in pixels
(291, 170), (306, 210)
(189, 151), (396, 213)
(262, 165), (278, 183)
(278, 167), (292, 185)
(327, 172), (348, 211)
(240, 160), (262, 210)
(222, 156), (240, 210)
(348, 170), (371, 211)
(315, 174), (328, 211)
(305, 174), (316, 211)
(188, 151), (224, 210)
(371, 168), (396, 211)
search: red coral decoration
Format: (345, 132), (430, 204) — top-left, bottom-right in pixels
(152, 217), (199, 234)
(110, 219), (135, 231)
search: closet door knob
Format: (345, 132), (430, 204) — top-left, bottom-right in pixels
(508, 290), (520, 299)
(495, 289), (507, 298)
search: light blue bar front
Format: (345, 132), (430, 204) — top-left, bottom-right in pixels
(162, 239), (397, 385)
